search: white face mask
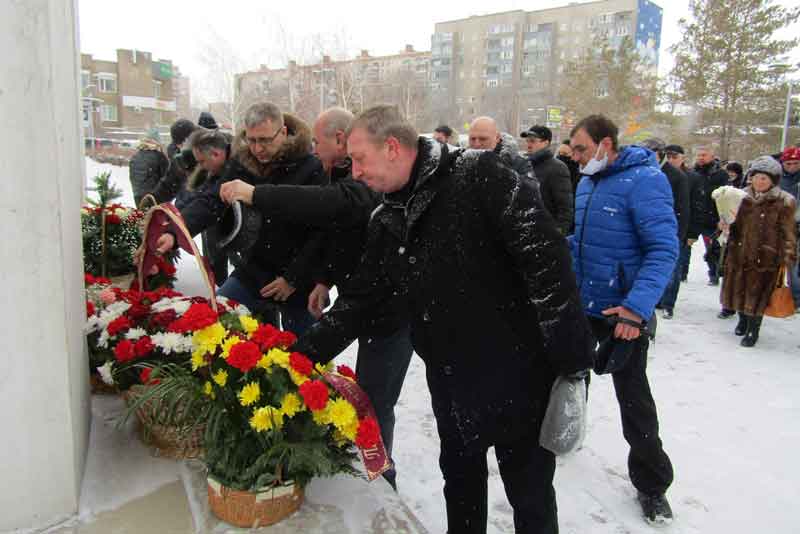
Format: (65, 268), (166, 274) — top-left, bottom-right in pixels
(580, 145), (609, 175)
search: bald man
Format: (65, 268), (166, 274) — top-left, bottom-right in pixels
(468, 116), (533, 180)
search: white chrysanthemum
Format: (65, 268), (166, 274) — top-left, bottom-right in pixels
(169, 300), (191, 315)
(96, 301), (132, 330)
(97, 361), (115, 385)
(151, 332), (193, 355)
(85, 315), (101, 334)
(125, 328), (147, 340)
(97, 330), (110, 349)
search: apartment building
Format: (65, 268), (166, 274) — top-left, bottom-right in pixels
(81, 49), (187, 142)
(431, 0), (662, 135)
(235, 45), (431, 129)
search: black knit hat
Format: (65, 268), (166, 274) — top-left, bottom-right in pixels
(521, 125), (552, 142)
(198, 112), (219, 130)
(170, 119), (196, 145)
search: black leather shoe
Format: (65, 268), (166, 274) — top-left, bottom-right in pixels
(638, 492), (674, 524)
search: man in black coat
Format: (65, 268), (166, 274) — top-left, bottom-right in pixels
(154, 102), (327, 335)
(292, 105), (594, 533)
(689, 146), (728, 285)
(221, 107), (412, 490)
(468, 116), (534, 180)
(639, 139), (690, 319)
(522, 125), (574, 234)
(129, 129), (169, 207)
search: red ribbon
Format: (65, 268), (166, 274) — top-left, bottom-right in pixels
(324, 372), (391, 481)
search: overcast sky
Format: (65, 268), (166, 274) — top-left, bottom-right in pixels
(78, 0), (798, 104)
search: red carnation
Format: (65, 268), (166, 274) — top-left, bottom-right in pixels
(114, 339), (136, 363)
(289, 352), (313, 376)
(134, 336), (154, 357)
(127, 302), (150, 321)
(227, 341), (261, 373)
(167, 302), (218, 333)
(105, 213), (121, 225)
(355, 417), (381, 449)
(149, 309), (177, 329)
(139, 367), (160, 385)
(251, 324), (281, 350)
(156, 255), (177, 276)
(84, 273), (96, 286)
(95, 276), (112, 286)
(107, 316), (132, 337)
(86, 300), (95, 318)
(298, 380), (329, 411)
(274, 331), (297, 349)
(336, 365), (357, 381)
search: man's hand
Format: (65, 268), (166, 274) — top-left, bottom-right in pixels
(133, 231), (174, 275)
(602, 306), (643, 340)
(220, 179), (255, 205)
(307, 283), (331, 319)
(717, 221), (730, 233)
(260, 276), (295, 302)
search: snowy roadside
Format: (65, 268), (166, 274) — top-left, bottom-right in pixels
(80, 159), (800, 533)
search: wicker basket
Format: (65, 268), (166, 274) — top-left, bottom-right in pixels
(207, 478), (304, 528)
(122, 385), (204, 459)
(89, 373), (119, 395)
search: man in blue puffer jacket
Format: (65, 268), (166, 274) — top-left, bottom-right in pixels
(568, 114), (678, 525)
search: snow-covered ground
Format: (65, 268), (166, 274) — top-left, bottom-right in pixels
(83, 159), (800, 533)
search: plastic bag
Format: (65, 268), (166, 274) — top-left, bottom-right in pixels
(539, 376), (588, 455)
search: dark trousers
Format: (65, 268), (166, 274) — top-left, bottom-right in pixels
(589, 318), (674, 496)
(355, 325), (414, 488)
(438, 429), (558, 534)
(701, 231), (720, 280)
(678, 242), (691, 281)
(217, 275), (315, 337)
(659, 261), (682, 311)
(201, 230), (228, 287)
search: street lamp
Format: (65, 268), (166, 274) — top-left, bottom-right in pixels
(781, 81), (795, 150)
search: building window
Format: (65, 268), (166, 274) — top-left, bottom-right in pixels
(81, 70), (90, 90)
(98, 73), (117, 93)
(154, 110), (163, 125)
(487, 79), (499, 88)
(153, 80), (162, 98)
(100, 104), (117, 122)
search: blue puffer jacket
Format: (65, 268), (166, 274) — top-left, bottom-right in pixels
(569, 146), (678, 321)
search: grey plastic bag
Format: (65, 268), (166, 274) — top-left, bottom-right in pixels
(539, 376), (587, 455)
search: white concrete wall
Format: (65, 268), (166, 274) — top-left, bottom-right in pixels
(0, 0), (89, 530)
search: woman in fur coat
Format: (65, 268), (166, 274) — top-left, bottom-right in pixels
(720, 156), (797, 347)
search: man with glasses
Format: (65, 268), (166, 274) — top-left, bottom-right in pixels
(570, 114), (677, 525)
(154, 102), (326, 335)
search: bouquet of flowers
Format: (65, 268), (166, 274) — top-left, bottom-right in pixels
(134, 310), (383, 525)
(83, 172), (144, 278)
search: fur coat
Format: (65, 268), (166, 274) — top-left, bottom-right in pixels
(721, 185), (797, 316)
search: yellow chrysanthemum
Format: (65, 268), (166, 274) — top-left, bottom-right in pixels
(314, 362), (333, 375)
(332, 429), (350, 447)
(257, 355), (273, 370)
(267, 348), (290, 368)
(339, 417), (359, 441)
(239, 315), (259, 335)
(203, 381), (215, 399)
(191, 349), (208, 371)
(193, 322), (227, 356)
(312, 406), (332, 426)
(327, 398), (358, 433)
(238, 382), (261, 406)
(279, 393), (304, 418)
(288, 368), (309, 386)
(212, 368), (228, 387)
(250, 406), (284, 432)
(220, 336), (242, 359)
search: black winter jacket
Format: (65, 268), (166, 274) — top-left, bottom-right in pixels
(689, 160), (728, 237)
(528, 148), (574, 235)
(251, 159), (380, 291)
(662, 161), (690, 243)
(294, 139), (594, 448)
(129, 141), (169, 207)
(179, 114), (327, 299)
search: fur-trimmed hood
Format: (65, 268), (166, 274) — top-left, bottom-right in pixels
(744, 184), (796, 207)
(233, 113), (313, 178)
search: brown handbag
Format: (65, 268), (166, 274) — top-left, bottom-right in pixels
(764, 266), (795, 318)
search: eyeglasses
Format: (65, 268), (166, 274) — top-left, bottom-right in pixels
(246, 127), (283, 148)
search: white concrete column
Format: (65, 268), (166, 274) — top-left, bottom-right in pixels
(0, 0), (89, 530)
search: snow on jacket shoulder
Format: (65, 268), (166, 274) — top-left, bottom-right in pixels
(569, 146), (678, 321)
